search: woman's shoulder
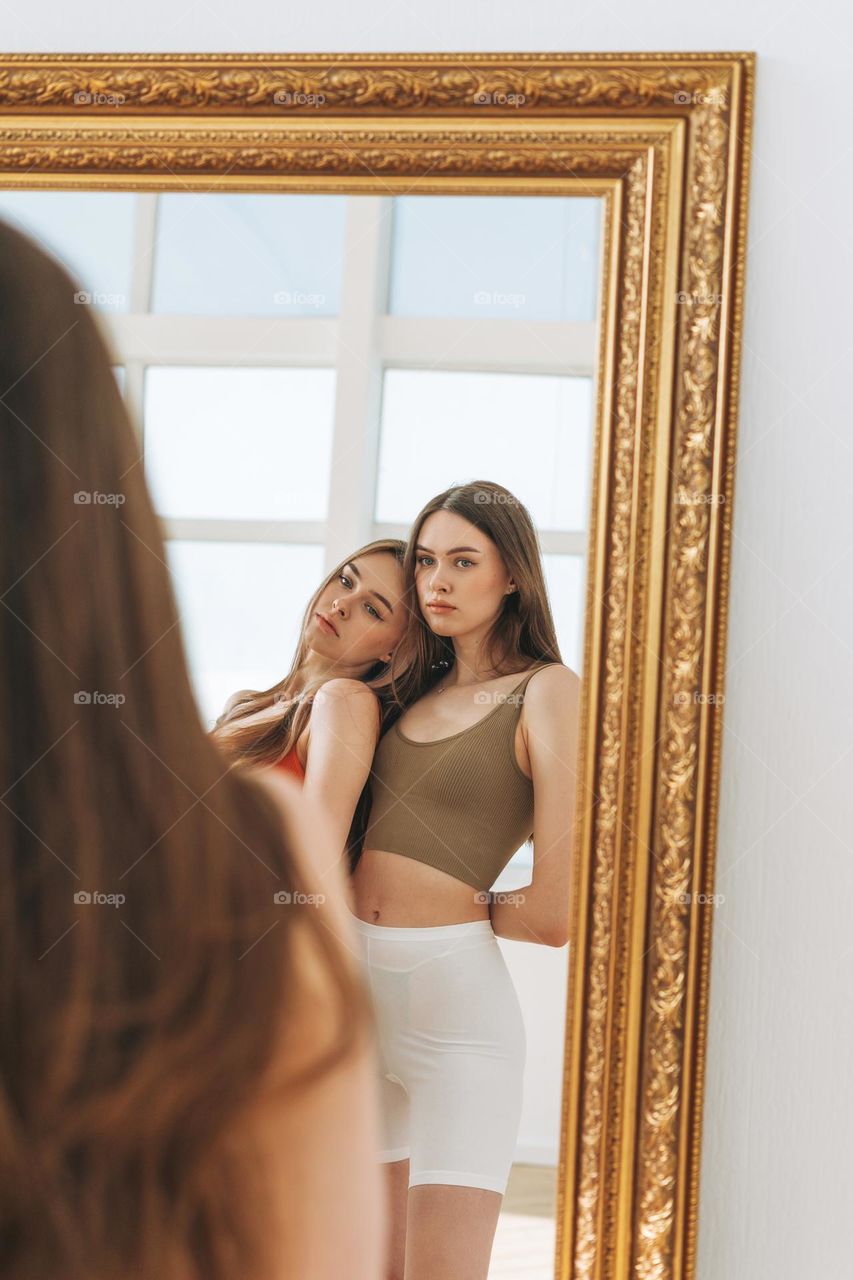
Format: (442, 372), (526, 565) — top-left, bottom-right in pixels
(526, 660), (579, 682)
(314, 676), (380, 704)
(520, 662), (581, 713)
(311, 678), (382, 732)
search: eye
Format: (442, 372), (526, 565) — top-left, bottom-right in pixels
(457, 558), (474, 568)
(341, 572), (383, 621)
(416, 554), (434, 567)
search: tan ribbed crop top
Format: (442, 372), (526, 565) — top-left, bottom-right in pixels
(364, 664), (556, 892)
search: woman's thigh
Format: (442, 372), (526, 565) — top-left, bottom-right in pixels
(405, 1183), (503, 1280)
(403, 937), (526, 1195)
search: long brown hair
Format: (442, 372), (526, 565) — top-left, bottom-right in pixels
(389, 479), (563, 697)
(0, 217), (372, 1279)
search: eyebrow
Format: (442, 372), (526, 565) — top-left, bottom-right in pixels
(344, 562), (395, 614)
(415, 544), (482, 555)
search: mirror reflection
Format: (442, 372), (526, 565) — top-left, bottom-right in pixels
(0, 185), (599, 1279)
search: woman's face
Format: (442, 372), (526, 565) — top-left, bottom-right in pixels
(307, 552), (407, 668)
(414, 510), (515, 640)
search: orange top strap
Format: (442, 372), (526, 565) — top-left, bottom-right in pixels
(275, 747), (305, 782)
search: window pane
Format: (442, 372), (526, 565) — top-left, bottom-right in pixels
(0, 191), (135, 312)
(491, 842), (534, 890)
(144, 366), (335, 521)
(388, 195), (601, 321)
(376, 369), (593, 532)
(166, 540), (325, 728)
(543, 553), (586, 674)
(151, 193), (346, 316)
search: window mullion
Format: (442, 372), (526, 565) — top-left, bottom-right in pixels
(324, 195), (393, 573)
(127, 194), (158, 453)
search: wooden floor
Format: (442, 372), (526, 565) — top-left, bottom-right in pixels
(490, 1163), (558, 1278)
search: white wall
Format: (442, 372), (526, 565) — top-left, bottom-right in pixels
(11, 5), (852, 1277)
(501, 937), (569, 1163)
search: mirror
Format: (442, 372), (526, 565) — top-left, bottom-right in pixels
(0, 183), (598, 1272)
(0, 50), (755, 1280)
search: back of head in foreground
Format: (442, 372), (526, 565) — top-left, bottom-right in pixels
(0, 216), (370, 1280)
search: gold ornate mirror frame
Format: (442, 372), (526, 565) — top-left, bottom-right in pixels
(0, 51), (755, 1280)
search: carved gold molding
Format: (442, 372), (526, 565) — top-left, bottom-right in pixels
(0, 52), (755, 1280)
(0, 51), (746, 116)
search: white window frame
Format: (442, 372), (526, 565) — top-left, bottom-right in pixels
(105, 193), (595, 564)
(107, 192), (596, 880)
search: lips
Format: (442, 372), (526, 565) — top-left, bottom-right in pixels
(316, 612), (339, 636)
(426, 600), (455, 611)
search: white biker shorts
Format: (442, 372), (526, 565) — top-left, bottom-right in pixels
(347, 908), (527, 1195)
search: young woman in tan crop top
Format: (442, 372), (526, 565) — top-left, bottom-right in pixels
(349, 479), (581, 1280)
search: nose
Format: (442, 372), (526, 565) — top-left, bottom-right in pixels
(428, 565), (449, 593)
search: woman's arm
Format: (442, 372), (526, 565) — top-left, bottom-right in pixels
(248, 768), (387, 1280)
(489, 664), (581, 948)
(299, 678), (381, 905)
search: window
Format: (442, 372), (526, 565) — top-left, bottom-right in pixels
(0, 190), (135, 311)
(151, 193), (346, 316)
(376, 368), (593, 533)
(166, 541), (325, 722)
(144, 366), (335, 521)
(388, 194), (600, 321)
(12, 191), (599, 882)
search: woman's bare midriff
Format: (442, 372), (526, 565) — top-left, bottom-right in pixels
(350, 848), (493, 926)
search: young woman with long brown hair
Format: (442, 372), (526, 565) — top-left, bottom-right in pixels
(211, 538), (412, 895)
(0, 217), (387, 1280)
(350, 480), (582, 1280)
